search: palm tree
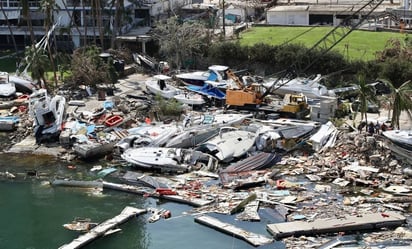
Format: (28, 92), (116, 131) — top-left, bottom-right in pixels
(353, 73), (377, 127)
(40, 0), (59, 88)
(0, 2), (18, 54)
(111, 0), (124, 48)
(60, 0), (82, 39)
(23, 44), (51, 92)
(20, 0), (36, 43)
(378, 79), (412, 129)
(95, 0), (105, 48)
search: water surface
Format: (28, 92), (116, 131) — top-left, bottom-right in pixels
(0, 153), (283, 249)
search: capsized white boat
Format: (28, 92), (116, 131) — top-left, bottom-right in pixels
(264, 74), (336, 99)
(166, 112), (253, 148)
(196, 127), (257, 162)
(145, 74), (180, 99)
(188, 112), (253, 127)
(121, 147), (219, 173)
(165, 126), (220, 148)
(256, 124), (318, 152)
(9, 74), (36, 94)
(382, 130), (412, 151)
(29, 89), (66, 142)
(115, 123), (182, 153)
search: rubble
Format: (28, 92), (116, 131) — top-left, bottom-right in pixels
(1, 71), (412, 248)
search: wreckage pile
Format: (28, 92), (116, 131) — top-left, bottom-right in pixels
(1, 72), (412, 248)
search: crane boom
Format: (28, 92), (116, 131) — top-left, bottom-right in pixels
(261, 0), (385, 100)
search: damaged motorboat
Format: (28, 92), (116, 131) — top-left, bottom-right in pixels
(264, 74), (336, 99)
(172, 91), (206, 106)
(175, 65), (231, 87)
(165, 112), (252, 148)
(29, 89), (66, 143)
(114, 123), (182, 153)
(195, 127), (257, 163)
(145, 74), (180, 99)
(121, 147), (219, 173)
(256, 124), (318, 152)
(382, 129), (412, 151)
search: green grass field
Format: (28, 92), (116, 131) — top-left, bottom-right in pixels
(239, 26), (408, 61)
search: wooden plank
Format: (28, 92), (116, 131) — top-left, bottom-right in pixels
(194, 215), (273, 246)
(59, 206), (146, 249)
(267, 211), (405, 239)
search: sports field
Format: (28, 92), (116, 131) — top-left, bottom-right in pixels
(239, 26), (407, 61)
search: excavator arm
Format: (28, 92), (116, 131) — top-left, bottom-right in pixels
(260, 0), (385, 100)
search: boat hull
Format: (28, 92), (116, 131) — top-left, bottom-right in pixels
(196, 128), (257, 162)
(382, 130), (412, 151)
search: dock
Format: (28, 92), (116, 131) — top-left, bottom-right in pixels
(103, 181), (214, 207)
(266, 211), (406, 239)
(194, 215), (273, 246)
(59, 206), (147, 249)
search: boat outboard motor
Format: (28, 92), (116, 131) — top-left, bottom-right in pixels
(158, 80), (166, 90)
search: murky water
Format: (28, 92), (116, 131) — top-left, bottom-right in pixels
(0, 152), (284, 249)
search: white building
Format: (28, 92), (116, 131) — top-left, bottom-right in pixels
(267, 6), (310, 25)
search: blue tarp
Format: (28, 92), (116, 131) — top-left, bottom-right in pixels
(186, 84), (226, 100)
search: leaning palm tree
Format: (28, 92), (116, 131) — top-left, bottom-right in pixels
(378, 79), (412, 129)
(20, 0), (36, 43)
(23, 44), (51, 92)
(40, 0), (59, 88)
(353, 73), (378, 127)
(0, 3), (18, 54)
(111, 0), (125, 48)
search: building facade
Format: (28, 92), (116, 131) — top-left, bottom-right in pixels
(0, 0), (188, 50)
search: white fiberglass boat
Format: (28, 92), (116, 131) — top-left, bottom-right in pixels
(382, 130), (412, 151)
(196, 127), (257, 162)
(173, 92), (205, 105)
(29, 89), (66, 142)
(264, 74), (335, 99)
(121, 147), (219, 173)
(145, 74), (180, 99)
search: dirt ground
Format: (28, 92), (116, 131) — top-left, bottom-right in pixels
(352, 107), (412, 130)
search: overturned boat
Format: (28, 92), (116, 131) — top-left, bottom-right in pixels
(195, 127), (257, 163)
(166, 112), (252, 148)
(256, 124), (318, 152)
(264, 74), (336, 99)
(29, 89), (66, 143)
(382, 130), (412, 151)
(121, 147), (219, 173)
(115, 123), (182, 153)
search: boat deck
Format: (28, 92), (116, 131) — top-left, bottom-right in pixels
(194, 215), (273, 246)
(266, 211), (406, 239)
(59, 206), (146, 249)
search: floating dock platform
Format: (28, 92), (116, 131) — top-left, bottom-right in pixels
(267, 211), (406, 239)
(59, 206), (146, 249)
(194, 215), (273, 246)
